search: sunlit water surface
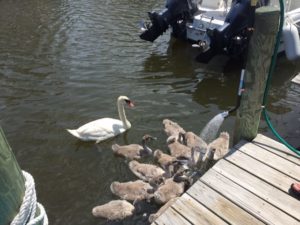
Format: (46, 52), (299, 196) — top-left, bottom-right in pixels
(0, 0), (300, 224)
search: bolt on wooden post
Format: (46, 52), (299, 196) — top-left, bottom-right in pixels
(233, 7), (280, 144)
(0, 126), (25, 225)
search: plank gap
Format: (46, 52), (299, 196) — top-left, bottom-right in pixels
(234, 145), (300, 182)
(213, 159), (300, 221)
(252, 135), (300, 165)
(187, 180), (266, 225)
(225, 148), (299, 193)
(200, 168), (300, 225)
(154, 206), (192, 225)
(185, 192), (234, 225)
(171, 194), (229, 225)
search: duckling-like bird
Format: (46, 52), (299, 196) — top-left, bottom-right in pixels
(177, 131), (208, 165)
(208, 131), (230, 160)
(163, 119), (186, 139)
(128, 160), (165, 182)
(153, 178), (185, 205)
(183, 131), (207, 150)
(110, 180), (154, 202)
(175, 146), (202, 169)
(111, 134), (156, 160)
(200, 132), (229, 172)
(67, 96), (134, 143)
(92, 200), (135, 220)
(153, 149), (177, 170)
(167, 136), (192, 159)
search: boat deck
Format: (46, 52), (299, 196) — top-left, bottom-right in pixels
(152, 134), (300, 225)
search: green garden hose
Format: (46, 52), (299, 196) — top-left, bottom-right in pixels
(262, 0), (300, 156)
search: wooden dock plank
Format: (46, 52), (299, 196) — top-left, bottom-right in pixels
(201, 169), (300, 225)
(152, 135), (300, 225)
(225, 149), (299, 193)
(252, 134), (300, 165)
(237, 141), (300, 180)
(172, 194), (228, 225)
(187, 181), (265, 225)
(213, 159), (300, 221)
(154, 206), (191, 225)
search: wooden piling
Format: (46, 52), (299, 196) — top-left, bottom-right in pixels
(0, 126), (25, 225)
(233, 7), (280, 144)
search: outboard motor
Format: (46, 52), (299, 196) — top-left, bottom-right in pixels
(197, 0), (257, 62)
(140, 0), (199, 42)
(198, 0), (270, 62)
(140, 0), (271, 63)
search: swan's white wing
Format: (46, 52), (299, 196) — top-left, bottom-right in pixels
(76, 118), (126, 141)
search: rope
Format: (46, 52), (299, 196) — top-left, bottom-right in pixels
(10, 171), (48, 225)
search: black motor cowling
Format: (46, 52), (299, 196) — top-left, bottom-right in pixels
(196, 0), (270, 62)
(140, 0), (199, 42)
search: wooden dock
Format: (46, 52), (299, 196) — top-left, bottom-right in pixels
(153, 134), (300, 225)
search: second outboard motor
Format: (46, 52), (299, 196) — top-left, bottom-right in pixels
(196, 0), (269, 62)
(197, 0), (256, 62)
(140, 0), (199, 42)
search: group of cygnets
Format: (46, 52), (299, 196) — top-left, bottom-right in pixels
(91, 119), (230, 223)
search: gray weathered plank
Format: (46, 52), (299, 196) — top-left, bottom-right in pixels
(252, 134), (300, 164)
(225, 149), (299, 192)
(187, 181), (265, 225)
(154, 206), (191, 225)
(201, 169), (300, 225)
(236, 141), (300, 180)
(172, 194), (228, 225)
(213, 159), (300, 221)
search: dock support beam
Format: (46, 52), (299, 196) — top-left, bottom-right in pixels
(0, 126), (25, 225)
(234, 7), (280, 144)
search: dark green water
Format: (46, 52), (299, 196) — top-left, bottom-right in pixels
(0, 0), (299, 224)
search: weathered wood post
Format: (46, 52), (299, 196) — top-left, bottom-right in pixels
(0, 126), (25, 225)
(233, 7), (280, 144)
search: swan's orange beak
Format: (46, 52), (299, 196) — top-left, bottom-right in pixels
(126, 100), (135, 107)
(129, 101), (135, 107)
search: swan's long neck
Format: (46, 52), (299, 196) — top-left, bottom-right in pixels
(117, 100), (131, 129)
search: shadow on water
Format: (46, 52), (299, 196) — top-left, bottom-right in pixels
(142, 38), (238, 77)
(143, 39), (201, 76)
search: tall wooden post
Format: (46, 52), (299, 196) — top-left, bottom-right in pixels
(233, 7), (280, 144)
(0, 126), (25, 225)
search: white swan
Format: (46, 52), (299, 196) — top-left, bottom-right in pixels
(67, 96), (134, 143)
